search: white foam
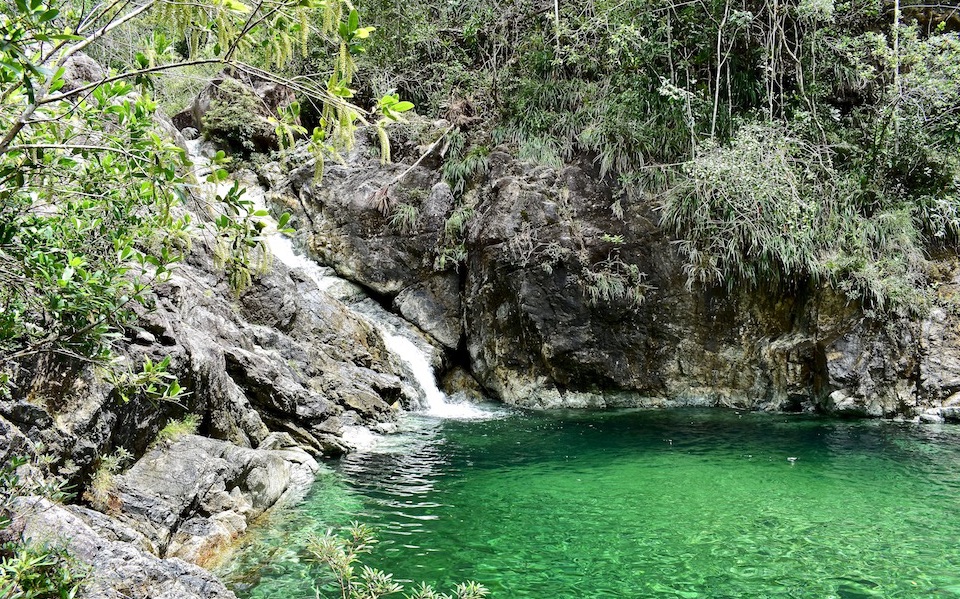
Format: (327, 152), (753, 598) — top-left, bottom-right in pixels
(340, 425), (382, 452)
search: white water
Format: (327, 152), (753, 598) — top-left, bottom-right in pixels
(380, 332), (493, 420)
(185, 141), (496, 422)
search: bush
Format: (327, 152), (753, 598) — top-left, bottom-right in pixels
(661, 121), (930, 312)
(0, 454), (85, 599)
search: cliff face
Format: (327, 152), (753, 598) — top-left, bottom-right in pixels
(266, 123), (960, 420)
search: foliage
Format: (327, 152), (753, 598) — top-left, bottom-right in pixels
(440, 131), (489, 195)
(354, 0), (960, 310)
(83, 448), (132, 512)
(103, 355), (184, 404)
(388, 203), (420, 235)
(662, 106), (946, 312)
(661, 123), (838, 290)
(306, 523), (489, 599)
(0, 542), (83, 599)
(0, 0), (410, 400)
(581, 251), (649, 307)
(433, 203), (475, 272)
(154, 414), (201, 444)
(0, 454), (84, 599)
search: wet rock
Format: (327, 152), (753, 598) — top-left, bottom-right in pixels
(268, 122), (464, 349)
(441, 367), (487, 403)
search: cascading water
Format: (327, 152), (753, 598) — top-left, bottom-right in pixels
(186, 141), (495, 422)
(379, 332), (492, 419)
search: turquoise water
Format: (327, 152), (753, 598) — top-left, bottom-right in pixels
(221, 409), (960, 598)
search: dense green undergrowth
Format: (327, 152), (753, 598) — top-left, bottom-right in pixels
(350, 0), (960, 311)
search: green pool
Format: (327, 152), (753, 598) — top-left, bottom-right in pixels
(220, 408), (960, 598)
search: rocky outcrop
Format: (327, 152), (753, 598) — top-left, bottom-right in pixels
(107, 433), (318, 566)
(260, 124), (960, 419)
(2, 220), (405, 474)
(0, 216), (407, 594)
(0, 123), (418, 598)
(462, 150), (951, 416)
(14, 497), (237, 599)
(268, 125), (464, 350)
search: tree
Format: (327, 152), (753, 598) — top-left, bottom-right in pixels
(0, 0), (406, 394)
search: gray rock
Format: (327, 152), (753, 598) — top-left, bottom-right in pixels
(394, 273), (461, 349)
(14, 497), (237, 599)
(110, 435), (320, 566)
(61, 52), (105, 91)
(267, 121), (464, 349)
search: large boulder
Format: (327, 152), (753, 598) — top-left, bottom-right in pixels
(107, 433), (319, 566)
(13, 497), (237, 599)
(178, 69), (297, 153)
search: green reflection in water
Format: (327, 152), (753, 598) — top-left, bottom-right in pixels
(223, 409), (960, 598)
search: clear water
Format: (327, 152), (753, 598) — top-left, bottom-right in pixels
(221, 409), (960, 598)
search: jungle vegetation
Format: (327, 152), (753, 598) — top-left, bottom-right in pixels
(350, 0), (960, 311)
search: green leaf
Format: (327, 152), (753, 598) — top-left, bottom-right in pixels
(354, 26), (375, 39)
(348, 9), (359, 33)
(222, 0), (251, 12)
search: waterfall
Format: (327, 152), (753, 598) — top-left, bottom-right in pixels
(186, 142), (491, 420)
(380, 332), (490, 419)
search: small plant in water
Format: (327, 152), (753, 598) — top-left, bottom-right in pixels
(307, 522), (489, 599)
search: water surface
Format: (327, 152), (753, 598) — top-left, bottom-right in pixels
(222, 409), (960, 598)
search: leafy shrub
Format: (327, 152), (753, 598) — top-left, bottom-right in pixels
(154, 414), (201, 444)
(581, 252), (649, 308)
(662, 122), (931, 311)
(0, 454), (84, 599)
(83, 448), (132, 513)
(389, 203), (420, 234)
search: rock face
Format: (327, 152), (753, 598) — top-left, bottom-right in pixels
(1, 127), (415, 597)
(14, 497), (238, 599)
(0, 213), (407, 595)
(262, 124), (960, 418)
(106, 433), (318, 566)
(272, 126), (463, 350)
